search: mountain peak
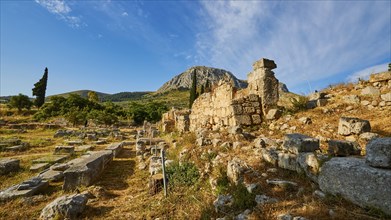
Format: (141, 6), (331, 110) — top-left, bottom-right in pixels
(157, 66), (247, 93)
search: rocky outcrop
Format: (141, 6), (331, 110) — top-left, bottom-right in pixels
(157, 66), (247, 93)
(319, 157), (391, 215)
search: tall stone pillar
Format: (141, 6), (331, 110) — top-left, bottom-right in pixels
(247, 58), (279, 115)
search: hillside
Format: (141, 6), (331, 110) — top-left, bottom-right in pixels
(157, 66), (248, 93)
(47, 90), (111, 100)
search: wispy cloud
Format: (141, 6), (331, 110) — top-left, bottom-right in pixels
(196, 1), (391, 91)
(121, 12), (128, 17)
(346, 63), (388, 82)
(35, 0), (84, 28)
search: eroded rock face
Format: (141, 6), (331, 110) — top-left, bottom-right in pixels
(319, 157), (391, 215)
(337, 117), (371, 136)
(366, 138), (391, 168)
(40, 193), (90, 220)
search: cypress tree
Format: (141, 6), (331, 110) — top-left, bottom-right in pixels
(189, 69), (197, 108)
(200, 84), (205, 95)
(32, 67), (48, 108)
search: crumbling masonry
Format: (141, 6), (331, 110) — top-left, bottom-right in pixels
(162, 58), (279, 132)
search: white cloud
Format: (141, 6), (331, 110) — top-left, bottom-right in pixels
(35, 0), (84, 28)
(122, 12), (128, 17)
(196, 1), (391, 92)
(346, 63), (389, 82)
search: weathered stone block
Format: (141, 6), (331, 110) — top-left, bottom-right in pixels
(251, 115), (262, 124)
(278, 152), (301, 173)
(227, 157), (248, 184)
(252, 58), (277, 70)
(317, 99), (328, 107)
(0, 177), (48, 201)
(338, 117), (371, 136)
(381, 92), (391, 102)
(243, 107), (255, 114)
(366, 138), (391, 169)
(40, 193), (89, 220)
(39, 169), (64, 182)
(266, 109), (282, 120)
(0, 158), (20, 175)
(105, 142), (123, 158)
(319, 157), (391, 215)
(361, 86), (380, 96)
(63, 150), (113, 191)
(30, 163), (50, 172)
(282, 133), (319, 154)
(54, 146), (75, 155)
(328, 140), (361, 156)
(75, 145), (94, 152)
(247, 94), (259, 102)
(261, 148), (279, 166)
(231, 105), (243, 115)
(235, 115), (252, 126)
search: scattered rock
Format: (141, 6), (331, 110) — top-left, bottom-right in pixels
(227, 157), (248, 184)
(337, 117), (371, 136)
(313, 190), (326, 199)
(40, 192), (90, 220)
(381, 92), (391, 102)
(235, 209), (251, 220)
(30, 163), (50, 172)
(298, 117), (312, 125)
(366, 138), (391, 168)
(266, 179), (298, 188)
(359, 132), (379, 141)
(282, 133), (319, 154)
(54, 146), (74, 155)
(0, 158), (20, 175)
(361, 86), (380, 96)
(255, 194), (278, 205)
(0, 177), (48, 201)
(277, 214), (292, 220)
(214, 194), (233, 213)
(266, 109), (282, 120)
(343, 95), (360, 104)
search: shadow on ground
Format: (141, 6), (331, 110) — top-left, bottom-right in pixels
(95, 148), (135, 191)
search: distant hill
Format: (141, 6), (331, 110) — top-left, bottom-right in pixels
(102, 92), (152, 102)
(157, 66), (248, 93)
(47, 90), (111, 100)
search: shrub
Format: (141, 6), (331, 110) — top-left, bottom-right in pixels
(289, 96), (308, 113)
(166, 161), (200, 187)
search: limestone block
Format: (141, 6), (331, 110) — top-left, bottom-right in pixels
(261, 148), (279, 166)
(252, 58), (277, 70)
(366, 138), (391, 168)
(369, 72), (391, 82)
(317, 99), (328, 107)
(381, 92), (391, 102)
(278, 152), (301, 173)
(235, 115), (252, 126)
(266, 109), (282, 120)
(40, 193), (89, 220)
(338, 117), (371, 136)
(247, 94), (259, 102)
(0, 158), (20, 175)
(227, 157), (248, 184)
(328, 140), (361, 156)
(343, 95), (360, 104)
(319, 157), (391, 215)
(105, 142), (123, 158)
(63, 150), (113, 191)
(282, 133), (320, 154)
(0, 177), (48, 201)
(244, 107), (255, 114)
(251, 115), (262, 124)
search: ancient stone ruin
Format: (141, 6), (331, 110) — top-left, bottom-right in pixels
(163, 58), (280, 132)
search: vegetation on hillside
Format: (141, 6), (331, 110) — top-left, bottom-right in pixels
(7, 94), (33, 113)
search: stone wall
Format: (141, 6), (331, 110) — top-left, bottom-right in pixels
(189, 58), (279, 131)
(161, 108), (190, 133)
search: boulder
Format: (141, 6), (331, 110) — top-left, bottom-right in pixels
(63, 150), (113, 191)
(40, 193), (90, 220)
(278, 153), (301, 173)
(227, 157), (248, 184)
(0, 158), (20, 175)
(319, 157), (391, 215)
(297, 153), (323, 182)
(337, 117), (371, 136)
(366, 138), (391, 169)
(282, 133), (319, 154)
(0, 177), (48, 201)
(343, 95), (360, 104)
(327, 140), (361, 156)
(260, 148), (279, 166)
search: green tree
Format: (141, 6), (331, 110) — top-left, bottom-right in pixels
(88, 91), (99, 103)
(8, 93), (33, 113)
(189, 69), (197, 108)
(205, 80), (211, 93)
(200, 84), (205, 95)
(388, 63), (391, 71)
(32, 67), (48, 108)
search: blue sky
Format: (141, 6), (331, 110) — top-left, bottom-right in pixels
(1, 0), (390, 96)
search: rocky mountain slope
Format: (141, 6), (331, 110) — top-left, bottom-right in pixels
(157, 66), (248, 93)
